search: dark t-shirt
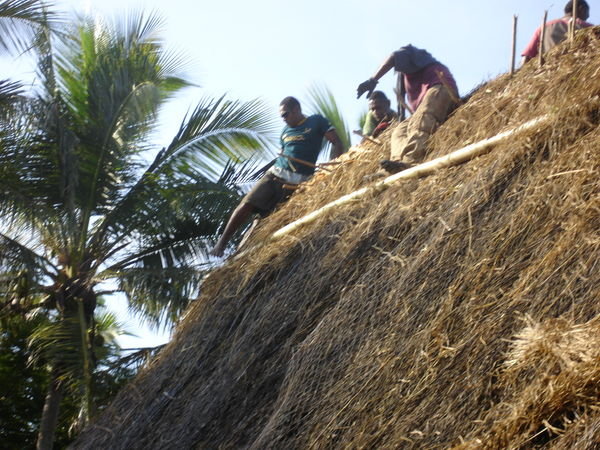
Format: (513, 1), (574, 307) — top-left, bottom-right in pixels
(275, 114), (332, 175)
(393, 45), (458, 111)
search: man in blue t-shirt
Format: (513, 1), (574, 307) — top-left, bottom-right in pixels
(211, 96), (344, 257)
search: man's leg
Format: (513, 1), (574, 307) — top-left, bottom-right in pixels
(210, 202), (256, 257)
(210, 173), (291, 257)
(372, 120), (411, 176)
(397, 85), (454, 165)
(390, 119), (409, 162)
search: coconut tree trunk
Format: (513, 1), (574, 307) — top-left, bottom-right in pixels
(78, 299), (94, 424)
(36, 368), (63, 450)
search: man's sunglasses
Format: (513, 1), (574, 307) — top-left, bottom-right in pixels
(281, 111), (290, 119)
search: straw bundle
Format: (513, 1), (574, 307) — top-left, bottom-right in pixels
(73, 28), (600, 449)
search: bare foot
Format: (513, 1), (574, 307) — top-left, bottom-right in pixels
(209, 244), (225, 257)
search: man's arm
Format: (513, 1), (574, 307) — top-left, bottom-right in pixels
(357, 53), (396, 99)
(324, 129), (345, 159)
(521, 26), (542, 65)
(362, 111), (377, 137)
(371, 53), (396, 81)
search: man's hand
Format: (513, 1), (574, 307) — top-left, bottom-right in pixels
(325, 129), (345, 159)
(356, 78), (378, 99)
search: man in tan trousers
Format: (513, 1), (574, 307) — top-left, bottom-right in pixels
(357, 45), (459, 174)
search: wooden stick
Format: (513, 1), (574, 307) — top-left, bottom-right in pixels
(396, 74), (407, 120)
(352, 130), (383, 146)
(571, 0), (579, 42)
(397, 96), (414, 116)
(510, 15), (518, 75)
(539, 10), (548, 67)
(278, 153), (332, 172)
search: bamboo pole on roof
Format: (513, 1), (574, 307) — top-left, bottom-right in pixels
(539, 11), (548, 67)
(232, 114), (551, 260)
(510, 15), (518, 75)
(269, 115), (550, 241)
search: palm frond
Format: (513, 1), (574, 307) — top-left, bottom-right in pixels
(160, 95), (277, 179)
(217, 155), (276, 191)
(115, 265), (206, 329)
(105, 344), (165, 373)
(0, 0), (58, 56)
(305, 83), (352, 157)
(0, 231), (56, 282)
(46, 11), (190, 224)
(0, 78), (24, 109)
(88, 95), (276, 256)
(28, 315), (86, 390)
(95, 310), (130, 344)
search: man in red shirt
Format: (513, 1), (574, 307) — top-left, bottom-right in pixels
(522, 0), (592, 63)
(357, 45), (458, 175)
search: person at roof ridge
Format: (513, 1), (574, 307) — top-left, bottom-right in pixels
(521, 0), (592, 64)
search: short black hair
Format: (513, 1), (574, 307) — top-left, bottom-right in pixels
(564, 0), (589, 15)
(369, 91), (390, 102)
(280, 96), (301, 110)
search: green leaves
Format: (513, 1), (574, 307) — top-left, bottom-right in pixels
(163, 95), (277, 179)
(0, 7), (277, 444)
(306, 83), (352, 156)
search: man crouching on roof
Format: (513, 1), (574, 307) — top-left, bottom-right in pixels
(210, 96), (344, 257)
(357, 45), (459, 176)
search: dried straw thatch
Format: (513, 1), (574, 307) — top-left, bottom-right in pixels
(73, 29), (600, 449)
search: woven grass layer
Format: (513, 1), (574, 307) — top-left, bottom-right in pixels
(74, 29), (600, 449)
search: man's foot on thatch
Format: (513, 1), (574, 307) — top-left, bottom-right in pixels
(362, 169), (387, 182)
(209, 244), (225, 258)
(379, 159), (411, 174)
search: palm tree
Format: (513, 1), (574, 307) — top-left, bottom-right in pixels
(0, 9), (275, 449)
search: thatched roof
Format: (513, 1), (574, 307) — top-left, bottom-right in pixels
(73, 28), (600, 449)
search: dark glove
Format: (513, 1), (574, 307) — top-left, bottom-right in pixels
(356, 78), (378, 99)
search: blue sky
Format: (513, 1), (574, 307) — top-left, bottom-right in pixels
(4, 0), (597, 347)
(54, 0), (599, 149)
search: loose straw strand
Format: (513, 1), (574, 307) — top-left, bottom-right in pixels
(510, 15), (518, 75)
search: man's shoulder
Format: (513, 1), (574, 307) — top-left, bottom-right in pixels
(547, 17), (569, 26)
(306, 114), (331, 129)
(306, 113), (327, 122)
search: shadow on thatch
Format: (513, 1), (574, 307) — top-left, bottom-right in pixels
(73, 28), (600, 449)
